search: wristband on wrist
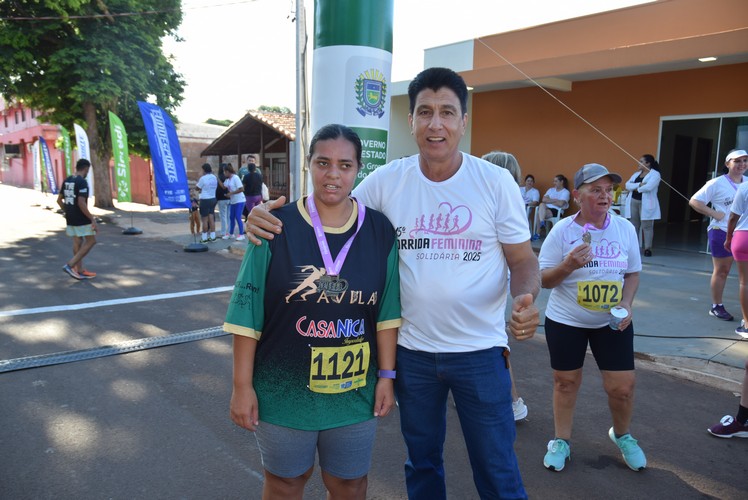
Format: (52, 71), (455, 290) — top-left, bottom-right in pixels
(377, 369), (396, 379)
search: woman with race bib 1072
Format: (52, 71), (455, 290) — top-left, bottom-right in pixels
(538, 163), (646, 473)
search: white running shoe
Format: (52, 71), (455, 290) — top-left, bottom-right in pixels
(513, 397), (528, 421)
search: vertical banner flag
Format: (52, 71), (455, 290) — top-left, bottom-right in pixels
(310, 0), (393, 190)
(32, 141), (42, 191)
(39, 137), (58, 194)
(73, 123), (94, 194)
(58, 125), (73, 176)
(108, 112), (132, 202)
(137, 101), (190, 209)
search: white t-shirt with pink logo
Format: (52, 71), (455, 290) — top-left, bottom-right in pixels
(353, 153), (529, 352)
(539, 214), (642, 328)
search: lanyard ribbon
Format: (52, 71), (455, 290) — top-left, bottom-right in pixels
(307, 196), (365, 276)
(724, 174), (741, 191)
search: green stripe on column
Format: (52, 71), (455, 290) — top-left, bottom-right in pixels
(314, 0), (393, 51)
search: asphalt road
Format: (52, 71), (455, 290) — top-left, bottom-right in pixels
(1, 195), (747, 499)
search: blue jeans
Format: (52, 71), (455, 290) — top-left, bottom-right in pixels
(229, 202), (245, 235)
(395, 346), (526, 500)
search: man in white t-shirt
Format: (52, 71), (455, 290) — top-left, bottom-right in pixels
(246, 67), (539, 500)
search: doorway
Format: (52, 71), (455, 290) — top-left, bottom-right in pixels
(656, 113), (748, 252)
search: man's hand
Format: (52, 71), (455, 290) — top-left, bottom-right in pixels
(508, 293), (539, 341)
(244, 196), (286, 245)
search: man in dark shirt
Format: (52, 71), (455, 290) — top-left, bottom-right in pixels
(57, 158), (97, 280)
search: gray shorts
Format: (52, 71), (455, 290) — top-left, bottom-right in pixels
(254, 419), (377, 479)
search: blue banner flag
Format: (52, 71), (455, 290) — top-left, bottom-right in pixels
(137, 101), (190, 209)
(39, 137), (58, 194)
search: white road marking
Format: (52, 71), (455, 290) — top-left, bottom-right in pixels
(0, 286), (234, 317)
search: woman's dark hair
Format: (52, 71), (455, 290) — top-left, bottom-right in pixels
(225, 164), (235, 174)
(555, 174), (569, 190)
(524, 174), (535, 182)
(308, 124), (363, 170)
(642, 154), (660, 171)
(201, 163), (212, 173)
(408, 67), (469, 116)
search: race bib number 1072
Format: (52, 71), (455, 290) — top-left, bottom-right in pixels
(577, 280), (621, 312)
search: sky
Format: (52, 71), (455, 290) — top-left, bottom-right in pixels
(165, 0), (653, 124)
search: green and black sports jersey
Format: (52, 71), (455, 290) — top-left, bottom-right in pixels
(225, 198), (401, 431)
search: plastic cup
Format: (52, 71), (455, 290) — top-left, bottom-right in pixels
(609, 306), (627, 330)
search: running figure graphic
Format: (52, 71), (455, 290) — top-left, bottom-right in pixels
(285, 265), (327, 303)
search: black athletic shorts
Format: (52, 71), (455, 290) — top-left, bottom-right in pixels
(199, 198), (217, 217)
(544, 316), (634, 371)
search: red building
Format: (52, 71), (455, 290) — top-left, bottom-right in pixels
(0, 98), (225, 205)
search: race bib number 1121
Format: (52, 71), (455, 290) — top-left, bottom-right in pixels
(309, 343), (370, 393)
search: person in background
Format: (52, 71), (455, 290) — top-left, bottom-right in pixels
(225, 124), (400, 499)
(242, 162), (264, 221)
(533, 175), (570, 240)
(724, 170), (748, 339)
(238, 155), (255, 181)
(521, 174), (541, 230)
(245, 67), (539, 500)
(539, 163), (645, 473)
(196, 163), (218, 243)
(189, 189), (201, 236)
(216, 163), (231, 239)
(689, 149), (748, 322)
(57, 158), (97, 280)
(224, 164), (247, 241)
(707, 356), (748, 437)
(482, 150), (530, 422)
(520, 174), (541, 210)
(624, 154), (661, 257)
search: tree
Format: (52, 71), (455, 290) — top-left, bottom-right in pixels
(257, 105), (292, 114)
(205, 118), (233, 127)
(0, 0), (185, 208)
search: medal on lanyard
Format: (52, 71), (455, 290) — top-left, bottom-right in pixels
(306, 195), (365, 298)
(575, 213), (610, 245)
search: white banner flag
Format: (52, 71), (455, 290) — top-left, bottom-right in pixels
(73, 123), (94, 195)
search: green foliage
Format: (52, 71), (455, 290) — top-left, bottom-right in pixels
(205, 118), (233, 127)
(0, 0), (185, 206)
(257, 105), (292, 114)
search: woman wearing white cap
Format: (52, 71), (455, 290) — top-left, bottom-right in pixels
(689, 149), (748, 323)
(538, 163), (646, 473)
(723, 150), (748, 339)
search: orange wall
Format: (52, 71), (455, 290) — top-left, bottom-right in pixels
(471, 62), (748, 196)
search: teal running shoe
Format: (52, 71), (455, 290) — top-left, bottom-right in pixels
(608, 427), (646, 471)
(543, 438), (570, 471)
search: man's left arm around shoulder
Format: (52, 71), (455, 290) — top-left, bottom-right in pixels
(503, 240), (540, 341)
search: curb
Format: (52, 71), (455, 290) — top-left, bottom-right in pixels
(635, 352), (743, 394)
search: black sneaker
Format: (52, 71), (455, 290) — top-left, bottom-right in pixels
(709, 305), (734, 321)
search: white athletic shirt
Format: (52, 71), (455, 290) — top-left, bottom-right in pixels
(196, 173), (218, 200)
(730, 181), (748, 232)
(543, 187), (570, 210)
(352, 153), (530, 352)
(539, 214), (642, 328)
(520, 186), (540, 205)
(692, 175), (746, 232)
(225, 175), (246, 204)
